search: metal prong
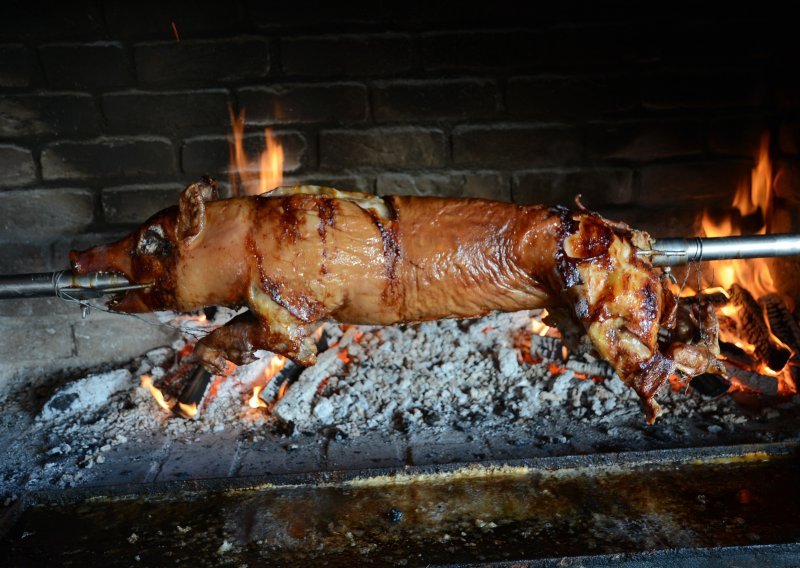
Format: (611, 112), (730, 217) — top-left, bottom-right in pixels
(80, 303), (90, 319)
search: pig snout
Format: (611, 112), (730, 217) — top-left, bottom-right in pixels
(69, 235), (135, 280)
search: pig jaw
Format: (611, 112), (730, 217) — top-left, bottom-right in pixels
(69, 234), (173, 313)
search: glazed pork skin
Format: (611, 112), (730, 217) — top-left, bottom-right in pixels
(70, 179), (721, 422)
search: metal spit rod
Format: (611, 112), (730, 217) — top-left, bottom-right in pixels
(0, 233), (799, 301)
(643, 233), (800, 267)
(0, 270), (144, 301)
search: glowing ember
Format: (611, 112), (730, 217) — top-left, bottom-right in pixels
(276, 380), (289, 401)
(228, 106), (284, 196)
(530, 309), (554, 337)
(140, 374), (171, 412)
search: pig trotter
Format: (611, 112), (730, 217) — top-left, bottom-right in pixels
(195, 310), (317, 374)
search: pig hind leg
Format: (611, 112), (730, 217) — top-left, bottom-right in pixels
(194, 310), (317, 374)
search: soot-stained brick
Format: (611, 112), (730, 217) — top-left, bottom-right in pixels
(39, 43), (133, 90)
(237, 83), (368, 124)
(320, 128), (445, 169)
(41, 138), (176, 180)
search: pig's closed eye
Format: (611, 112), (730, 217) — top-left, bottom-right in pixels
(137, 226), (171, 257)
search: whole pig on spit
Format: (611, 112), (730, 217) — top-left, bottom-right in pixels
(70, 177), (724, 423)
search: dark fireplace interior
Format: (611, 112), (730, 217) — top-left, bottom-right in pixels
(1, 1), (799, 565)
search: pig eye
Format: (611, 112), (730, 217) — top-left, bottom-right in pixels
(137, 225), (171, 257)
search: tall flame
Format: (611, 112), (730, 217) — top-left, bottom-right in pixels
(700, 134), (776, 298)
(228, 106), (284, 196)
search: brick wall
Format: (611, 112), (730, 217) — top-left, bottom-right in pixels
(1, 0), (798, 378)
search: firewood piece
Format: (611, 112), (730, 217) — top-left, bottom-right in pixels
(719, 341), (759, 369)
(564, 358), (616, 379)
(728, 284), (791, 372)
(690, 373), (731, 397)
(759, 293), (800, 353)
(724, 362), (779, 396)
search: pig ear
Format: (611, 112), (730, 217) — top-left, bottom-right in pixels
(177, 178), (218, 246)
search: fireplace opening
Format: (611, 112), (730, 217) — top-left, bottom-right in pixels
(1, 2), (799, 565)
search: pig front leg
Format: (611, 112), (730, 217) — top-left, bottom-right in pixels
(194, 310), (318, 374)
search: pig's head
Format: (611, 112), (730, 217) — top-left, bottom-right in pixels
(69, 177), (218, 313)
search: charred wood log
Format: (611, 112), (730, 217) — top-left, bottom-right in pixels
(690, 373), (732, 397)
(719, 341), (760, 369)
(728, 284), (791, 372)
(759, 293), (800, 354)
(529, 335), (565, 362)
(564, 358), (616, 380)
(723, 361), (779, 396)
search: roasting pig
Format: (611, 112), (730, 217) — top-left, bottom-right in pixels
(70, 177), (723, 422)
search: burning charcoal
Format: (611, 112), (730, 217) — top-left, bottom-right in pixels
(564, 359), (616, 380)
(172, 366), (214, 419)
(690, 373), (732, 397)
(530, 335), (564, 362)
(759, 293), (800, 353)
(728, 284), (791, 372)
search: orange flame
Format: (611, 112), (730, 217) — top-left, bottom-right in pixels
(140, 375), (171, 412)
(248, 355), (286, 410)
(697, 133), (796, 395)
(228, 107), (284, 196)
(178, 402), (198, 418)
(531, 309), (553, 337)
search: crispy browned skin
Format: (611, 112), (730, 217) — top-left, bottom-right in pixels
(70, 179), (723, 422)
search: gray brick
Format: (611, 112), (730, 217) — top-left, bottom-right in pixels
(513, 169), (634, 207)
(0, 188), (94, 239)
(421, 31), (537, 72)
(0, 295), (78, 318)
(0, 44), (33, 88)
(282, 34), (413, 77)
(0, 242), (51, 274)
(0, 318), (74, 362)
(237, 83), (368, 124)
(181, 132), (307, 177)
(102, 183), (183, 224)
(102, 90), (231, 135)
(104, 0), (241, 39)
(779, 123), (800, 155)
(0, 94), (102, 138)
(1, 1), (104, 40)
(642, 70), (764, 110)
(41, 137), (176, 180)
(507, 75), (637, 118)
(377, 171), (509, 201)
(639, 161), (753, 207)
(372, 78), (499, 122)
(536, 24), (653, 68)
(587, 121), (704, 161)
(39, 42), (132, 90)
(73, 316), (179, 369)
(0, 145), (36, 188)
(453, 125), (582, 168)
(709, 117), (768, 157)
(134, 38), (269, 87)
(321, 128), (445, 169)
